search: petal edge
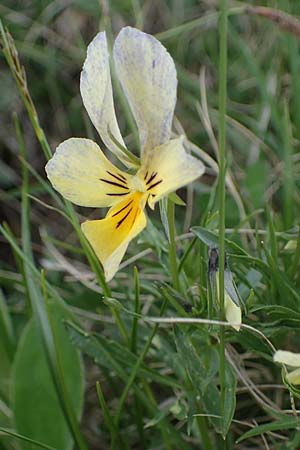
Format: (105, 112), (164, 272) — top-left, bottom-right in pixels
(80, 32), (132, 166)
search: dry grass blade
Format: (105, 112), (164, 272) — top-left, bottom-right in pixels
(246, 6), (300, 37)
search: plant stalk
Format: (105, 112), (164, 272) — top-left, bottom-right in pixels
(167, 199), (180, 291)
(218, 0), (228, 441)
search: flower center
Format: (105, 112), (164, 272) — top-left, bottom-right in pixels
(128, 175), (147, 193)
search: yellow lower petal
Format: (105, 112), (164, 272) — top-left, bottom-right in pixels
(81, 192), (147, 281)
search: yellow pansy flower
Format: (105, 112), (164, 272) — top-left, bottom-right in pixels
(45, 27), (204, 281)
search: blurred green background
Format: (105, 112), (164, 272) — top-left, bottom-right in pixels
(1, 1), (300, 450)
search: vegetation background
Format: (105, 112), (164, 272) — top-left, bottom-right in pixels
(1, 0), (300, 449)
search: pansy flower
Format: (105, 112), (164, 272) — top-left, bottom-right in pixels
(46, 27), (204, 281)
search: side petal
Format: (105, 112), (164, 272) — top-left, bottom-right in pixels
(80, 32), (132, 166)
(139, 138), (205, 209)
(45, 138), (131, 207)
(224, 293), (242, 332)
(81, 192), (147, 281)
(113, 27), (177, 154)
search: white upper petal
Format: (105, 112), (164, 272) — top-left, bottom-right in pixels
(80, 32), (132, 166)
(113, 27), (177, 154)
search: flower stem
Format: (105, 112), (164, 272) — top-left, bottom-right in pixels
(195, 410), (214, 450)
(167, 199), (180, 291)
(218, 0), (228, 440)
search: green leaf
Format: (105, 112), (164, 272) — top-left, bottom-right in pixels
(11, 113), (89, 450)
(202, 384), (222, 433)
(66, 321), (180, 390)
(65, 326), (192, 450)
(266, 206), (278, 263)
(173, 327), (227, 434)
(174, 327), (219, 394)
(168, 192), (186, 206)
(244, 159), (269, 208)
(11, 304), (84, 450)
(191, 226), (247, 255)
(237, 329), (272, 357)
(159, 197), (170, 242)
(222, 363), (236, 436)
(251, 305), (300, 328)
(0, 427), (60, 450)
(0, 288), (15, 361)
(237, 416), (299, 443)
(0, 289), (15, 402)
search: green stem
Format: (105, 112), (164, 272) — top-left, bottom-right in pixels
(130, 267), (140, 353)
(289, 229), (300, 279)
(141, 382), (173, 450)
(129, 269), (147, 449)
(195, 409), (214, 450)
(282, 101), (293, 229)
(0, 427), (59, 450)
(96, 381), (128, 450)
(113, 299), (167, 431)
(167, 198), (180, 290)
(218, 0), (228, 440)
(178, 236), (197, 273)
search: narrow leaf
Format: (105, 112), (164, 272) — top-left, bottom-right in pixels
(11, 310), (84, 450)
